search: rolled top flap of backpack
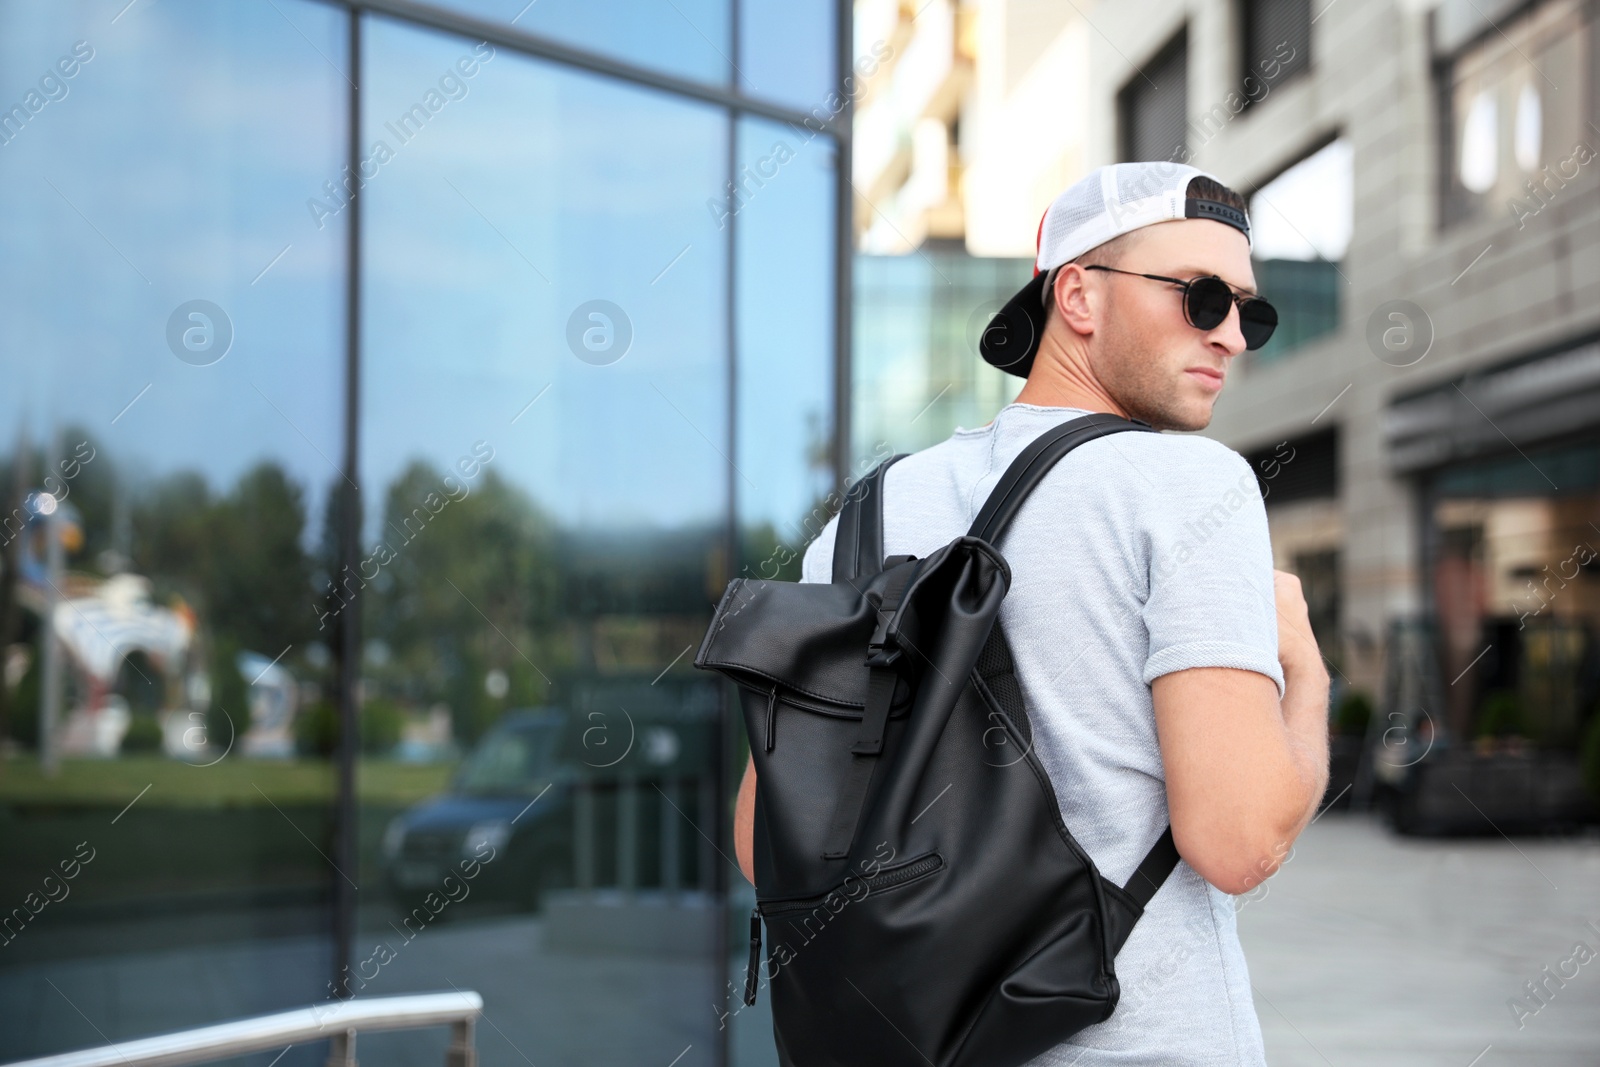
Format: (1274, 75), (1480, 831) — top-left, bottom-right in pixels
(693, 535), (1011, 707)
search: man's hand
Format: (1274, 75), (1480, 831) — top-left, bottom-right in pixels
(1271, 568), (1332, 840)
(1273, 569), (1331, 705)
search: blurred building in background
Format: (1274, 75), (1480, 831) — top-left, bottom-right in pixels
(850, 0), (1600, 829)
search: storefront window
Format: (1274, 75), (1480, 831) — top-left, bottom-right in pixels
(1429, 439), (1600, 751)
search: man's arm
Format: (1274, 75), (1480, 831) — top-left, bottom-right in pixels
(1152, 569), (1331, 895)
(735, 753), (757, 885)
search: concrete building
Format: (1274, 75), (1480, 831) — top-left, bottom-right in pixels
(852, 0), (1600, 790)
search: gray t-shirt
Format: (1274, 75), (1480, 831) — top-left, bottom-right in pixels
(801, 402), (1283, 1066)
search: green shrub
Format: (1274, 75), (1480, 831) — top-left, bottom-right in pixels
(4, 647), (41, 749)
(208, 639), (250, 751)
(122, 714), (164, 753)
(295, 699), (340, 758)
(361, 697), (404, 755)
(1334, 690), (1374, 736)
(1477, 689), (1526, 739)
(1580, 704), (1600, 803)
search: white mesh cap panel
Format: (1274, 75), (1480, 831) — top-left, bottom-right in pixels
(1033, 161), (1242, 272)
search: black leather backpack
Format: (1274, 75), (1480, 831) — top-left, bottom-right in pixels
(693, 412), (1182, 1067)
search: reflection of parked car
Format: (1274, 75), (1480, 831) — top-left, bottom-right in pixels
(383, 709), (575, 911)
(381, 690), (719, 912)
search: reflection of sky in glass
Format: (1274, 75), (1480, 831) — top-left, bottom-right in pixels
(1248, 138), (1353, 261)
(740, 1), (835, 110)
(361, 18), (729, 538)
(426, 0), (731, 87)
(0, 0), (346, 539)
(0, 0), (841, 547)
(734, 115), (834, 540)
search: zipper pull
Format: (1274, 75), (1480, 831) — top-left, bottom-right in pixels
(764, 685), (778, 752)
(744, 908), (762, 1005)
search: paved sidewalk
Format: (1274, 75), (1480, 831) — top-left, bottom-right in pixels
(1238, 810), (1600, 1066)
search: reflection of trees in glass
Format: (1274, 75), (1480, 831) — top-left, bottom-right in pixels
(209, 465), (316, 654)
(134, 461), (314, 654)
(363, 461), (562, 745)
(1, 436), (732, 758)
(0, 431), (326, 751)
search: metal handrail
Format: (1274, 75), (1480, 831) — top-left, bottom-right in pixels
(2, 991), (483, 1067)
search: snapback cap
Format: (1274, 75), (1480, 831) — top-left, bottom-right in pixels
(978, 161), (1253, 379)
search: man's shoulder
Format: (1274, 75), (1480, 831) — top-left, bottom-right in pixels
(1068, 429), (1257, 501)
(1086, 427), (1248, 466)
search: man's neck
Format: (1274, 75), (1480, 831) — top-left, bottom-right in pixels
(1011, 335), (1128, 417)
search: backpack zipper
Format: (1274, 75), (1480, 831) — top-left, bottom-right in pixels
(743, 852), (943, 1007)
(764, 683), (778, 752)
(743, 908), (761, 1006)
(758, 851), (944, 919)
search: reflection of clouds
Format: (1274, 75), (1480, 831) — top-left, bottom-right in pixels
(1, 0), (835, 545)
(361, 27), (730, 530)
(0, 1), (347, 525)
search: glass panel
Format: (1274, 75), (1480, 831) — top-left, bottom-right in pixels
(740, 0), (836, 108)
(0, 1), (346, 1061)
(1247, 137), (1350, 364)
(1430, 468), (1600, 752)
(852, 251), (1028, 470)
(733, 115), (836, 580)
(424, 0), (732, 89)
(357, 19), (729, 1067)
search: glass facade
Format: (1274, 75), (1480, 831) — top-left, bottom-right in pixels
(0, 4), (843, 1066)
(851, 249), (1028, 468)
(427, 0), (732, 86)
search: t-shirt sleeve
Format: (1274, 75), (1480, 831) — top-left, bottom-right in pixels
(799, 512), (838, 585)
(1140, 441), (1286, 698)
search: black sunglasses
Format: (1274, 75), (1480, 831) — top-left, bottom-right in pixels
(1081, 265), (1278, 350)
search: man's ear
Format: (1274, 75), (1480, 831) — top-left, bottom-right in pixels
(1051, 263), (1098, 339)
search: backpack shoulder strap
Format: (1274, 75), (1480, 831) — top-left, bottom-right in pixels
(831, 452), (910, 583)
(1122, 825), (1180, 909)
(966, 412), (1183, 904)
(967, 412), (1154, 543)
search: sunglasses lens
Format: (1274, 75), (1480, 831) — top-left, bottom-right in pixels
(1184, 277), (1234, 330)
(1239, 298), (1278, 350)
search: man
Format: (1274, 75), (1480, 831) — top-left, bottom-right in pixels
(735, 161), (1331, 1065)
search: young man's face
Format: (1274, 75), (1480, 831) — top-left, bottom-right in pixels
(1075, 218), (1256, 432)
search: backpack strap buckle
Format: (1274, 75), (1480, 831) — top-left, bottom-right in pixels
(864, 639), (901, 669)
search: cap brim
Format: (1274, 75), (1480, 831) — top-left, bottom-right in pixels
(979, 269), (1048, 379)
